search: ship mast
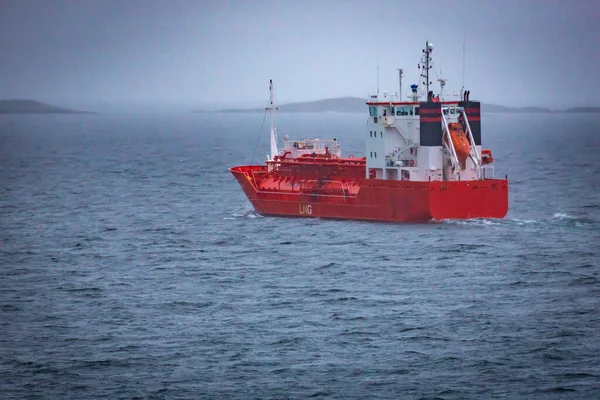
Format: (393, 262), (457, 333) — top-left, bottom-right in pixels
(397, 68), (404, 100)
(268, 79), (278, 159)
(420, 41), (434, 99)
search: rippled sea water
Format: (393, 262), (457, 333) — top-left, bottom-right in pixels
(1, 112), (599, 399)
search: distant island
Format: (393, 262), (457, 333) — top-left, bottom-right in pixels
(0, 100), (97, 114)
(195, 97), (600, 114)
(198, 97), (368, 114)
(562, 107), (600, 113)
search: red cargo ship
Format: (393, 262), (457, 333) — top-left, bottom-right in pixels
(230, 41), (508, 222)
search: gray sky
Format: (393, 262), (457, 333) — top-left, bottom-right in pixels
(1, 0), (598, 109)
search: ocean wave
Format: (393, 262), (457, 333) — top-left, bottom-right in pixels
(442, 213), (597, 229)
(551, 212), (596, 226)
(553, 212), (577, 220)
(510, 218), (540, 225)
(227, 209), (262, 219)
(439, 218), (503, 226)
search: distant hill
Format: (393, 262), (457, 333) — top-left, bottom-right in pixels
(274, 97), (366, 113)
(0, 100), (97, 114)
(196, 97), (585, 114)
(482, 104), (552, 113)
(196, 96), (366, 114)
(562, 107), (600, 113)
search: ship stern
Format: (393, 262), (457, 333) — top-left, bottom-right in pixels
(428, 179), (509, 220)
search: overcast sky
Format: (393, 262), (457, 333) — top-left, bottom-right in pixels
(1, 0), (598, 109)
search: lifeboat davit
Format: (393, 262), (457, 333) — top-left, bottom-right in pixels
(447, 122), (470, 165)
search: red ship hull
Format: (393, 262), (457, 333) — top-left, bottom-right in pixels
(231, 165), (508, 222)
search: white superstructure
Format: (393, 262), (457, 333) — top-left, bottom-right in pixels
(364, 41), (493, 182)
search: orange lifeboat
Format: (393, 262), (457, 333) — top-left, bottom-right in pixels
(447, 123), (470, 165)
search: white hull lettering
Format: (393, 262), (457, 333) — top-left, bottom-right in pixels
(299, 204), (312, 215)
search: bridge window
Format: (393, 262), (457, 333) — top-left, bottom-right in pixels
(369, 106), (378, 117)
(380, 131), (383, 138)
(374, 152), (377, 158)
(370, 151), (373, 158)
(415, 107), (420, 115)
(396, 106), (413, 116)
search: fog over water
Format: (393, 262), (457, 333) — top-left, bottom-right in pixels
(1, 0), (599, 111)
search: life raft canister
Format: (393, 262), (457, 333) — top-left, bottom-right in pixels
(481, 149), (494, 164)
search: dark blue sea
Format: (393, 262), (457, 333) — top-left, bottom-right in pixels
(1, 111), (599, 399)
